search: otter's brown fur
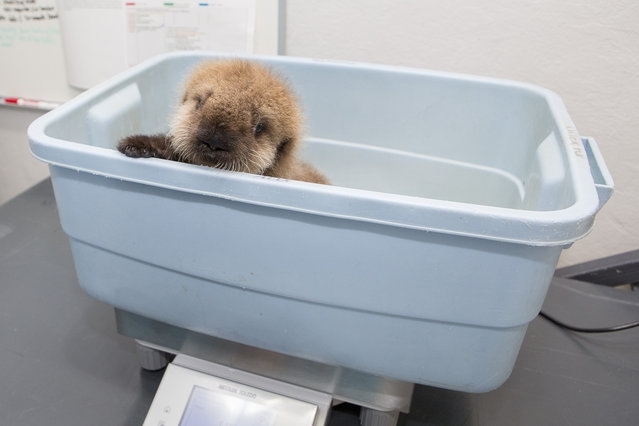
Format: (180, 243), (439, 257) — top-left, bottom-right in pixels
(117, 59), (328, 184)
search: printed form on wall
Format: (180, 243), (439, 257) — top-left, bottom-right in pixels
(126, 0), (256, 66)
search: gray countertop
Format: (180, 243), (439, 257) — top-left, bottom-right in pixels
(2, 179), (638, 425)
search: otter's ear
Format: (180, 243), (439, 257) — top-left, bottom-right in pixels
(181, 93), (204, 110)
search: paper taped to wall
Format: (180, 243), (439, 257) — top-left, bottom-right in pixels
(57, 0), (257, 89)
(125, 0), (255, 66)
(57, 0), (128, 89)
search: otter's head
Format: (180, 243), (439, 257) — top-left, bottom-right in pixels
(168, 60), (303, 175)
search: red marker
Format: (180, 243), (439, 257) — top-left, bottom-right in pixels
(1, 97), (59, 110)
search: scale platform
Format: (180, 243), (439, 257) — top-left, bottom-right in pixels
(116, 309), (414, 426)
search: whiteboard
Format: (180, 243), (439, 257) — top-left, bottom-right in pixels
(0, 0), (78, 102)
(0, 0), (283, 104)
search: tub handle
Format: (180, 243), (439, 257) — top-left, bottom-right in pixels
(581, 137), (614, 211)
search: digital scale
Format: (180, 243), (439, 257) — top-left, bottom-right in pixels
(144, 355), (332, 426)
(120, 311), (414, 426)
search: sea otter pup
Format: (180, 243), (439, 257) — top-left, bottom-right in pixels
(117, 59), (328, 184)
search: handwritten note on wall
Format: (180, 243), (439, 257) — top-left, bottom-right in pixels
(1, 0), (58, 49)
(1, 0), (58, 22)
(0, 0), (77, 101)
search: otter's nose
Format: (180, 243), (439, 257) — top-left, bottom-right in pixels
(197, 126), (230, 151)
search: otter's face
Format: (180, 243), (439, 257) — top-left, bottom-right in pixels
(168, 60), (302, 175)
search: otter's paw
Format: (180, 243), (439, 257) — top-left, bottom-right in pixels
(117, 135), (162, 158)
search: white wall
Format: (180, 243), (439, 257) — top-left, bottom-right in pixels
(285, 0), (639, 267)
(1, 0), (637, 267)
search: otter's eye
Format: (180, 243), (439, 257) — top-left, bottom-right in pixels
(254, 122), (265, 136)
(194, 96), (204, 110)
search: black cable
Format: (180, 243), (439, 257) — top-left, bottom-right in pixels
(538, 310), (639, 333)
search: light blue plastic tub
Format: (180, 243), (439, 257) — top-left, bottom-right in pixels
(28, 52), (613, 392)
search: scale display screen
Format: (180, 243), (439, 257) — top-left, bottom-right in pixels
(180, 385), (277, 426)
(143, 360), (329, 426)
